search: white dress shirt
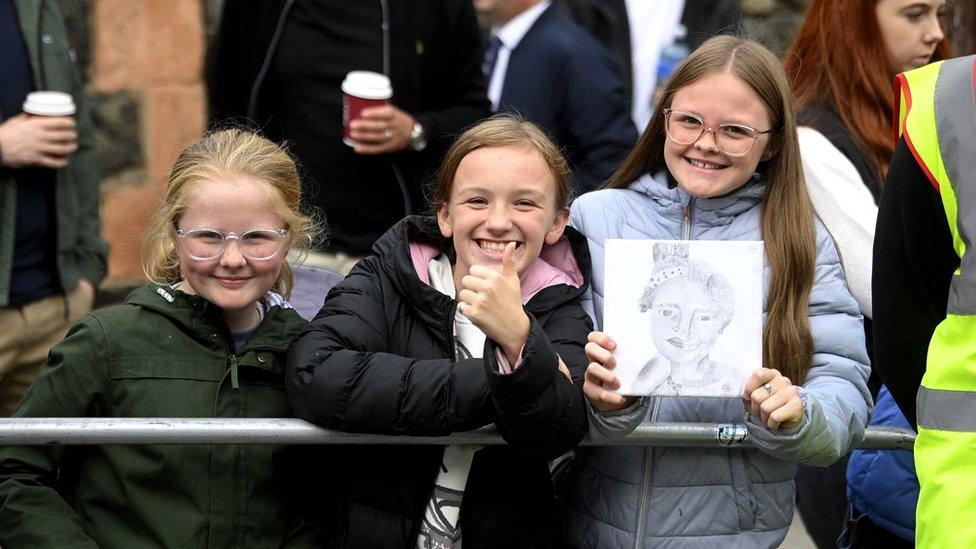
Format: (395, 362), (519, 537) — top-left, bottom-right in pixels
(625, 0), (684, 130)
(486, 1), (552, 112)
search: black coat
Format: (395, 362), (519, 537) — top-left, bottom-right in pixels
(207, 0), (491, 255)
(497, 5), (637, 193)
(872, 139), (957, 427)
(286, 216), (592, 547)
(557, 0), (742, 104)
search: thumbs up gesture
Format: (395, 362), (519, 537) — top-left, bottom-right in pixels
(459, 242), (531, 364)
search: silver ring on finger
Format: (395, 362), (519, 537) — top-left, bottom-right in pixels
(385, 128), (393, 140)
(763, 382), (773, 396)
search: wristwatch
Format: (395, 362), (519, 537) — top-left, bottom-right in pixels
(409, 121), (428, 152)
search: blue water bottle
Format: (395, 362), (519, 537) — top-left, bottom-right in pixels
(653, 24), (690, 107)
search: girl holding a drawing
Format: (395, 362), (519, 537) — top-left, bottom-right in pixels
(555, 36), (872, 548)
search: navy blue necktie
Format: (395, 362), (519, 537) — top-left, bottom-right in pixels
(483, 35), (503, 79)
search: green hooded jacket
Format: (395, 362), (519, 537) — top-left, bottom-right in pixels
(0, 285), (321, 548)
(0, 0), (108, 305)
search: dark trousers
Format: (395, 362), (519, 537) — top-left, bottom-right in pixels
(795, 456), (850, 549)
(837, 506), (913, 549)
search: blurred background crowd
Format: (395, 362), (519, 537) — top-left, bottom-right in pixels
(45, 0), (974, 301)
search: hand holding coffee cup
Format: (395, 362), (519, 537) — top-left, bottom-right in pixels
(342, 71), (414, 155)
(0, 91), (78, 169)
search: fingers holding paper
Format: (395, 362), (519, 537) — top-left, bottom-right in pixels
(742, 367), (804, 430)
(583, 332), (635, 412)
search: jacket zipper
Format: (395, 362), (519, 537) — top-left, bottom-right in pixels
(229, 354), (240, 389)
(634, 196), (695, 549)
(635, 202), (694, 547)
(633, 397), (663, 548)
(681, 197), (696, 240)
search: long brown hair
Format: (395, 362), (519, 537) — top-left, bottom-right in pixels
(605, 35), (816, 383)
(784, 0), (950, 180)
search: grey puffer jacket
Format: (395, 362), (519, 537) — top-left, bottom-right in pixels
(555, 173), (872, 549)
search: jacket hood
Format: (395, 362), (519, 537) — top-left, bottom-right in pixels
(634, 171), (766, 226)
(124, 284), (306, 352)
(371, 216), (591, 321)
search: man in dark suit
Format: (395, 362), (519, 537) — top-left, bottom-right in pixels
(558, 0), (741, 129)
(476, 0), (637, 193)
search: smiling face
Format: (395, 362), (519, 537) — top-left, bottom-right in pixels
(875, 0), (946, 74)
(437, 144), (569, 287)
(174, 176), (288, 331)
(663, 72), (773, 198)
(650, 278), (726, 366)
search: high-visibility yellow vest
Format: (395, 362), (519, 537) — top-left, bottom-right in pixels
(895, 54), (976, 548)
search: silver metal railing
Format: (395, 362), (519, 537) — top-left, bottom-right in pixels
(0, 418), (916, 450)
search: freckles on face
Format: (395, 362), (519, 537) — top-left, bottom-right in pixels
(663, 72), (773, 199)
(174, 176), (287, 314)
(437, 144), (567, 283)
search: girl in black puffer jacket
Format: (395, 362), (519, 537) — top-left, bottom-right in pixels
(286, 115), (592, 548)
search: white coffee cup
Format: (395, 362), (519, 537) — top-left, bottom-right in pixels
(341, 71), (393, 146)
(22, 91), (76, 117)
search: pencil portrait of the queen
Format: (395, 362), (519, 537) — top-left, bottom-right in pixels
(632, 242), (738, 396)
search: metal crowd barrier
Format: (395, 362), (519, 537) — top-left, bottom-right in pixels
(0, 418), (916, 451)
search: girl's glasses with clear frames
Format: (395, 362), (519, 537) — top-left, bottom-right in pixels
(663, 109), (773, 157)
(175, 228), (289, 261)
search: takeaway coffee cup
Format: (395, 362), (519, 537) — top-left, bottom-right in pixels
(341, 71), (393, 146)
(22, 91), (76, 117)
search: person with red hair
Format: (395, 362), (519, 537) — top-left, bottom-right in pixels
(784, 1), (948, 547)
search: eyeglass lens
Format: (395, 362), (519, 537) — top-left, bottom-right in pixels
(182, 230), (284, 260)
(666, 111), (759, 156)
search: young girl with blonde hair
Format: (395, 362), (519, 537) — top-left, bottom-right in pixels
(0, 128), (322, 547)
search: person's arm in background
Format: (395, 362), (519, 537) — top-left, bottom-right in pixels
(872, 138), (957, 427)
(0, 3), (107, 297)
(562, 33), (638, 193)
(350, 0), (491, 155)
(798, 126), (876, 317)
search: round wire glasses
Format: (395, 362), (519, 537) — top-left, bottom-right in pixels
(175, 228), (289, 261)
(663, 109), (773, 157)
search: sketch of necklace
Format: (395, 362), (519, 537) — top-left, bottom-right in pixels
(666, 360), (718, 394)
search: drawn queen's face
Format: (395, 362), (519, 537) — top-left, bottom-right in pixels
(649, 277), (725, 366)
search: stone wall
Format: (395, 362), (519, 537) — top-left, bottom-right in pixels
(58, 0), (207, 288)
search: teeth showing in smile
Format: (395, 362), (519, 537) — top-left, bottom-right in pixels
(688, 158), (725, 170)
(479, 240), (513, 252)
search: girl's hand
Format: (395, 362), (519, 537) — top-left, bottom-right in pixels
(459, 242), (530, 364)
(742, 368), (804, 429)
(583, 332), (635, 412)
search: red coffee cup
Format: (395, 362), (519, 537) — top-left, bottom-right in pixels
(342, 71), (393, 147)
